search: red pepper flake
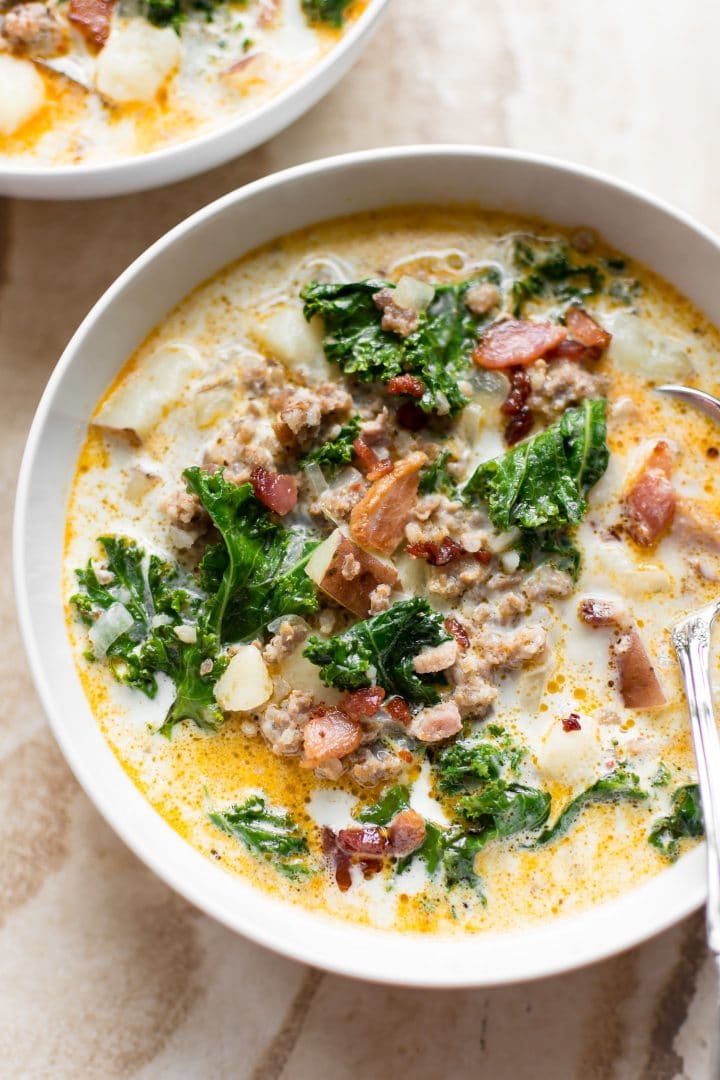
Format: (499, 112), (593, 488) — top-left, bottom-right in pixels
(250, 466), (298, 515)
(397, 748), (414, 763)
(396, 402), (429, 431)
(406, 536), (465, 566)
(444, 616), (470, 649)
(387, 374), (425, 398)
(321, 826), (352, 892)
(562, 713), (582, 732)
(386, 697), (412, 725)
(341, 686), (386, 720)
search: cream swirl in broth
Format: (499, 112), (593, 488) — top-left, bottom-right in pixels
(64, 208), (720, 934)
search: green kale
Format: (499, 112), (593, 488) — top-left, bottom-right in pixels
(71, 537), (225, 735)
(649, 784), (704, 860)
(301, 277), (495, 415)
(514, 527), (582, 580)
(355, 785), (410, 824)
(456, 782), (551, 841)
(536, 767), (648, 846)
(464, 400), (609, 531)
(184, 467), (319, 643)
(434, 741), (505, 795)
(651, 762), (672, 788)
(301, 0), (352, 25)
(209, 795), (311, 878)
(145, 0), (224, 32)
(301, 416), (361, 478)
(440, 829), (487, 895)
(510, 240), (604, 316)
(419, 449), (457, 496)
(303, 597), (452, 704)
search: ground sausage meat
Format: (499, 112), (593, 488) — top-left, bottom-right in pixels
(260, 691), (315, 756)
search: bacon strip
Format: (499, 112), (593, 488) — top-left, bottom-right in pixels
(565, 307), (612, 351)
(350, 451), (427, 555)
(388, 810), (426, 856)
(321, 827), (352, 891)
(337, 826), (390, 858)
(341, 686), (385, 720)
(250, 466), (298, 516)
(473, 318), (567, 370)
(623, 440), (676, 548)
(68, 0), (114, 48)
(387, 374), (425, 398)
(302, 707), (362, 766)
(578, 598), (666, 710)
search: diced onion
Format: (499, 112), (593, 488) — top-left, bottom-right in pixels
(194, 385), (235, 429)
(304, 461), (329, 498)
(174, 624), (197, 644)
(500, 550), (520, 573)
(88, 603), (134, 658)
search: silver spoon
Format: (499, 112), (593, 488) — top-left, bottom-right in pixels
(658, 383), (720, 1071)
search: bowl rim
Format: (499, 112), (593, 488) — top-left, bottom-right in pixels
(14, 144), (712, 986)
(0, 0), (390, 196)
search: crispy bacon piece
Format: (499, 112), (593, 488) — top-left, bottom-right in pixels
(500, 367), (533, 445)
(250, 466), (298, 516)
(613, 630), (667, 710)
(322, 827), (352, 891)
(388, 810), (426, 856)
(387, 374), (425, 398)
(341, 686), (386, 720)
(562, 713), (582, 732)
(565, 307), (612, 351)
(444, 616), (470, 649)
(578, 597), (666, 710)
(68, 0), (114, 48)
(578, 597), (625, 628)
(337, 825), (390, 858)
(396, 402), (428, 431)
(386, 697), (412, 725)
(547, 339), (602, 364)
(350, 451), (427, 555)
(257, 0), (280, 25)
(352, 435), (393, 480)
(623, 440), (676, 547)
(302, 707), (362, 766)
(473, 318), (567, 370)
(406, 535), (465, 566)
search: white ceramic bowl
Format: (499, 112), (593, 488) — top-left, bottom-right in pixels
(0, 0), (388, 200)
(15, 146), (715, 985)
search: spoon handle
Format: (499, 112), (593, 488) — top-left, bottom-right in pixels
(673, 604), (720, 955)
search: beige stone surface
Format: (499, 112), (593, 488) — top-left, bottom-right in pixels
(2, 0), (720, 1075)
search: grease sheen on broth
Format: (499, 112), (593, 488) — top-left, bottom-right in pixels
(64, 208), (720, 934)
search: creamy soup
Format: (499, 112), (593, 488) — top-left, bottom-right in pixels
(65, 207), (719, 935)
(0, 0), (366, 165)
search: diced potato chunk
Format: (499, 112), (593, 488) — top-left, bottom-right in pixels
(0, 55), (46, 136)
(305, 529), (397, 617)
(248, 304), (332, 383)
(536, 716), (602, 789)
(95, 21), (181, 104)
(214, 645), (273, 713)
(94, 342), (199, 443)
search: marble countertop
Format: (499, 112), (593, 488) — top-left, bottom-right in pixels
(3, 0), (720, 1075)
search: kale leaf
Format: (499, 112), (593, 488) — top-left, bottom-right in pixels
(301, 415), (361, 478)
(434, 741), (506, 795)
(71, 537), (225, 735)
(301, 277), (494, 415)
(184, 467), (319, 643)
(536, 767), (648, 846)
(456, 782), (551, 841)
(649, 784), (704, 860)
(510, 240), (604, 316)
(355, 785), (410, 824)
(464, 399), (609, 531)
(303, 597), (452, 704)
(419, 449), (457, 496)
(301, 0), (353, 25)
(145, 0), (224, 33)
(209, 795), (311, 878)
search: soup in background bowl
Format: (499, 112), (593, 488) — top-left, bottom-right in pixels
(15, 148), (720, 985)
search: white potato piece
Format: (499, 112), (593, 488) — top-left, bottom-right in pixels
(536, 715), (603, 790)
(94, 342), (199, 442)
(607, 312), (693, 381)
(214, 645), (273, 713)
(95, 21), (181, 104)
(0, 55), (46, 136)
(249, 304), (332, 382)
(305, 528), (397, 617)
